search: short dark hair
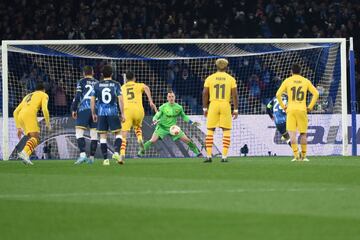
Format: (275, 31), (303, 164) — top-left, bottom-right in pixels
(167, 90), (175, 94)
(292, 64), (301, 74)
(102, 65), (113, 78)
(126, 71), (135, 80)
(83, 65), (93, 75)
(35, 81), (45, 91)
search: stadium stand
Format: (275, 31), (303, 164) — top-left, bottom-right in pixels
(0, 0), (358, 114)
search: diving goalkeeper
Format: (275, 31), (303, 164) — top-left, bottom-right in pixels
(138, 90), (201, 157)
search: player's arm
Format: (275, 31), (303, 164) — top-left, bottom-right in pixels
(13, 101), (24, 128)
(307, 82), (320, 111)
(71, 82), (82, 119)
(276, 82), (287, 110)
(152, 105), (164, 125)
(143, 84), (157, 112)
(90, 95), (97, 122)
(118, 95), (125, 122)
(266, 100), (274, 120)
(179, 107), (200, 126)
(41, 95), (51, 130)
(231, 83), (239, 119)
(202, 78), (210, 117)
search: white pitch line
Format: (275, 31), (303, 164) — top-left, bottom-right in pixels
(0, 188), (348, 199)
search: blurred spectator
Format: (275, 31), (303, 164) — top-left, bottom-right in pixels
(52, 80), (68, 116)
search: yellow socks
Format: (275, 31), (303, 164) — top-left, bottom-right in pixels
(222, 130), (231, 158)
(291, 144), (299, 159)
(120, 139), (127, 156)
(205, 130), (214, 157)
(23, 137), (39, 156)
(135, 127), (143, 143)
(301, 144), (307, 159)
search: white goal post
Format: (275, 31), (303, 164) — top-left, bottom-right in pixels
(1, 38), (348, 160)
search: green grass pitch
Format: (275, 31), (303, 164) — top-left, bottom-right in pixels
(1, 156), (360, 240)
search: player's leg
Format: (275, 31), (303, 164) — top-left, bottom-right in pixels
(97, 116), (110, 165)
(88, 128), (98, 163)
(298, 111), (309, 161)
(20, 131), (40, 165)
(109, 116), (123, 164)
(120, 110), (132, 161)
(134, 110), (145, 151)
(205, 102), (220, 163)
(287, 111), (300, 161)
(74, 127), (87, 164)
(276, 123), (291, 147)
(179, 134), (201, 157)
(18, 115), (40, 165)
(138, 129), (162, 156)
(219, 104), (232, 162)
(220, 128), (231, 162)
(120, 130), (128, 158)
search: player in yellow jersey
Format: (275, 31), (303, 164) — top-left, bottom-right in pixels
(276, 64), (319, 162)
(119, 71), (157, 163)
(13, 82), (51, 165)
(202, 58), (239, 163)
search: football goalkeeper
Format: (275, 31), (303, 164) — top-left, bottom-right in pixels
(138, 90), (201, 157)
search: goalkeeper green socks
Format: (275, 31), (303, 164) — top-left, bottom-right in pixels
(144, 141), (153, 151)
(187, 141), (200, 155)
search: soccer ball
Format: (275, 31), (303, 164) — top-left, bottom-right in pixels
(169, 125), (181, 136)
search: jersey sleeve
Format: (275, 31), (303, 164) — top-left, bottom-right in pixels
(90, 84), (97, 97)
(116, 83), (122, 96)
(71, 81), (82, 112)
(179, 105), (190, 123)
(307, 80), (320, 110)
(13, 99), (25, 128)
(231, 77), (237, 88)
(41, 94), (50, 127)
(140, 83), (145, 93)
(276, 81), (287, 109)
(153, 104), (164, 121)
(204, 77), (210, 88)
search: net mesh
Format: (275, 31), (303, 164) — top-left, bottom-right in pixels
(1, 42), (342, 159)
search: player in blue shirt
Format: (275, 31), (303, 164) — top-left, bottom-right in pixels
(71, 66), (99, 164)
(90, 65), (125, 166)
(266, 94), (291, 146)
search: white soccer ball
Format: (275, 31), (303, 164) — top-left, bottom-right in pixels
(169, 125), (181, 136)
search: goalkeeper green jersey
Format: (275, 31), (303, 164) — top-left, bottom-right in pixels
(153, 102), (190, 129)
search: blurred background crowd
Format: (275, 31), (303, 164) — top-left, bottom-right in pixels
(0, 0), (359, 115)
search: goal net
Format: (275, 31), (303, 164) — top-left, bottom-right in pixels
(1, 39), (348, 160)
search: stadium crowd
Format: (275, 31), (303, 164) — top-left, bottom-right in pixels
(0, 0), (359, 115)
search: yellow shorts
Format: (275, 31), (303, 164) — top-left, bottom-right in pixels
(122, 108), (145, 131)
(18, 113), (40, 135)
(206, 101), (232, 129)
(286, 110), (308, 133)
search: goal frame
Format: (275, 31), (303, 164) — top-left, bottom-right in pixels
(1, 38), (348, 160)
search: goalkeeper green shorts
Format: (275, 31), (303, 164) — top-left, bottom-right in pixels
(154, 125), (185, 141)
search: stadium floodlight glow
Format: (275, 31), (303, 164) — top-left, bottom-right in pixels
(1, 38), (349, 160)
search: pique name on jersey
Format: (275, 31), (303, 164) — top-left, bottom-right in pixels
(216, 77), (226, 81)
